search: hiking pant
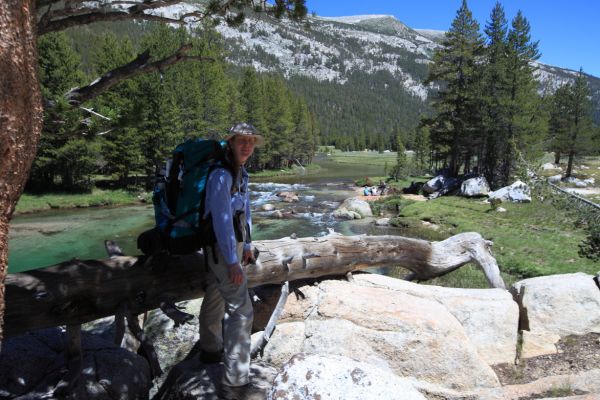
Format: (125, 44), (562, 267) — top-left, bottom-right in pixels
(199, 242), (254, 387)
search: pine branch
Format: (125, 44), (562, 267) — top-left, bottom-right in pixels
(66, 44), (214, 105)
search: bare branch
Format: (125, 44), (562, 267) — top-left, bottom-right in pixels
(37, 0), (240, 35)
(80, 107), (111, 121)
(251, 281), (289, 359)
(66, 44), (214, 104)
(39, 11), (186, 34)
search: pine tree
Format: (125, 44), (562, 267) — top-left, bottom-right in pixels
(32, 32), (95, 191)
(413, 125), (430, 173)
(135, 25), (190, 184)
(564, 70), (594, 178)
(500, 11), (543, 185)
(480, 2), (510, 186)
(239, 68), (268, 169)
(425, 0), (485, 176)
(291, 98), (314, 164)
(262, 76), (294, 168)
(92, 33), (142, 187)
(547, 83), (571, 165)
(390, 134), (407, 181)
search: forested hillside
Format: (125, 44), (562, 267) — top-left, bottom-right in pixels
(31, 22), (318, 192)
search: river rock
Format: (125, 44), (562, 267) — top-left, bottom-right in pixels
(541, 163), (561, 170)
(0, 328), (151, 399)
(548, 174), (562, 184)
(277, 192), (299, 203)
(460, 176), (490, 197)
(564, 177), (589, 187)
(335, 197), (372, 218)
(268, 353), (427, 400)
(511, 273), (600, 358)
(332, 208), (354, 220)
(422, 175), (460, 196)
(254, 278), (501, 390)
(375, 217), (390, 226)
(271, 210), (283, 219)
(488, 180), (531, 203)
(261, 204), (276, 211)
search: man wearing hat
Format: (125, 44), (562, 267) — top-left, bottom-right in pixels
(199, 122), (264, 397)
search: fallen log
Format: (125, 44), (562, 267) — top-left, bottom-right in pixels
(4, 232), (504, 337)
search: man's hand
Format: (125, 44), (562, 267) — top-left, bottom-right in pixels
(242, 248), (255, 266)
(227, 263), (244, 286)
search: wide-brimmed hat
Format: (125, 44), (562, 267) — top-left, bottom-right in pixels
(225, 122), (264, 147)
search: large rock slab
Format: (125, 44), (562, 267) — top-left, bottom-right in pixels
(488, 180), (531, 203)
(0, 328), (151, 399)
(460, 176), (491, 197)
(352, 274), (519, 366)
(255, 278), (501, 390)
(268, 353), (427, 400)
(511, 273), (600, 357)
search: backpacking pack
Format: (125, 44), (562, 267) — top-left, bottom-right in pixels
(137, 138), (232, 256)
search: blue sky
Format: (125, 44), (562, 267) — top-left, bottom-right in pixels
(305, 1), (600, 78)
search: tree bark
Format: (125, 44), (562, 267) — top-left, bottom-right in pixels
(0, 0), (44, 345)
(4, 232), (504, 338)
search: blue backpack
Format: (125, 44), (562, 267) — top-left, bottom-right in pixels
(138, 138), (232, 255)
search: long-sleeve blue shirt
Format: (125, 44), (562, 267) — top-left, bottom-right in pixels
(203, 167), (252, 265)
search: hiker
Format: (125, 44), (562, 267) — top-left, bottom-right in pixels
(378, 180), (387, 195)
(199, 122), (264, 396)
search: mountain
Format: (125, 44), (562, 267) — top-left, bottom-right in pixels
(132, 5), (600, 143)
(211, 11), (600, 138)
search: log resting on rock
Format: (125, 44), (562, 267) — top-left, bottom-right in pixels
(4, 232), (504, 337)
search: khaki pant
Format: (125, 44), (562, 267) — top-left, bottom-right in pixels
(199, 243), (253, 387)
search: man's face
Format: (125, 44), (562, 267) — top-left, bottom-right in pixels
(231, 135), (256, 165)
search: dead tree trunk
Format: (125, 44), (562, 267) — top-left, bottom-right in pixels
(0, 0), (44, 345)
(4, 232), (503, 338)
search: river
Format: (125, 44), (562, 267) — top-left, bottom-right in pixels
(8, 158), (398, 273)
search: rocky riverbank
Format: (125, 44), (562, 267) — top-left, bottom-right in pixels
(2, 271), (599, 399)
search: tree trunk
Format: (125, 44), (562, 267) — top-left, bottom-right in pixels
(4, 232), (504, 338)
(0, 0), (43, 345)
(565, 149), (575, 178)
(554, 151), (561, 165)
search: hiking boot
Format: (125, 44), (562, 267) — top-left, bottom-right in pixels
(220, 383), (264, 400)
(199, 349), (223, 364)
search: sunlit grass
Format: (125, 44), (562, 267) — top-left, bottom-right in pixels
(382, 195), (596, 282)
(15, 189), (145, 214)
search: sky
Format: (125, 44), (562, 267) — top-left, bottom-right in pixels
(305, 0), (600, 78)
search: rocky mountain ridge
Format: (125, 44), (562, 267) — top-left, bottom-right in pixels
(154, 5), (600, 132)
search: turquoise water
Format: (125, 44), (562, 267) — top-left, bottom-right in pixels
(8, 159), (390, 273)
(8, 205), (155, 273)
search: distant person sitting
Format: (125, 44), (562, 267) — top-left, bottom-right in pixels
(363, 187), (371, 196)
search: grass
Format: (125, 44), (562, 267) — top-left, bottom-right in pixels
(15, 189), (147, 214)
(376, 193), (597, 287)
(326, 150), (400, 166)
